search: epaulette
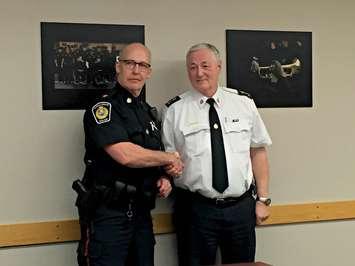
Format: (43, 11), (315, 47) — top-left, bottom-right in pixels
(101, 89), (117, 99)
(237, 89), (253, 99)
(223, 87), (252, 99)
(165, 96), (181, 107)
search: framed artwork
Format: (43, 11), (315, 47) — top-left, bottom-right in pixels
(226, 30), (312, 108)
(41, 22), (145, 110)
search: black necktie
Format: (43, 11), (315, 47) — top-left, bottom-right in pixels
(206, 98), (229, 193)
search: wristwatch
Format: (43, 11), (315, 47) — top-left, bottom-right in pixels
(256, 196), (271, 206)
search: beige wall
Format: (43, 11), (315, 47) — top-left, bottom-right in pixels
(1, 0), (355, 265)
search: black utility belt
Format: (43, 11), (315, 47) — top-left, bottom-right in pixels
(73, 179), (137, 198)
(192, 187), (253, 207)
(73, 179), (138, 211)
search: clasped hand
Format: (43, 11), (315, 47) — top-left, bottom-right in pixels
(164, 152), (184, 177)
(156, 177), (172, 198)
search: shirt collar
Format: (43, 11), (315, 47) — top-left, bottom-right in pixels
(194, 86), (223, 109)
(115, 82), (143, 106)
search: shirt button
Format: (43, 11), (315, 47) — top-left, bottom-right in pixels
(127, 98), (132, 103)
(145, 129), (149, 135)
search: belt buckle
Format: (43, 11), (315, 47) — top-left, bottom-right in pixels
(215, 198), (225, 205)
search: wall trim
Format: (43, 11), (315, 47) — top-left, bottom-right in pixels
(1, 200), (355, 248)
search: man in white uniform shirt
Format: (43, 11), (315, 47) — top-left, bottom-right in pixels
(162, 43), (272, 265)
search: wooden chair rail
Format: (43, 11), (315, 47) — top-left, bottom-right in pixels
(1, 200), (355, 248)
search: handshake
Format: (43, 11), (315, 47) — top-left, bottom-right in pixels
(164, 151), (184, 177)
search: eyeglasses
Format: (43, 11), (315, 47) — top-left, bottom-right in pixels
(119, 58), (151, 72)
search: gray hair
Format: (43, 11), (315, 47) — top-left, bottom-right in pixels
(186, 43), (221, 61)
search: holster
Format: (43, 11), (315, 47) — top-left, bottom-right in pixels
(72, 179), (103, 222)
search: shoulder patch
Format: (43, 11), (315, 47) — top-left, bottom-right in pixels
(238, 89), (253, 99)
(165, 96), (181, 107)
(92, 102), (111, 124)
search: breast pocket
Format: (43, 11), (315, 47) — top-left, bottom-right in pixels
(224, 119), (251, 153)
(181, 124), (209, 157)
(126, 125), (145, 146)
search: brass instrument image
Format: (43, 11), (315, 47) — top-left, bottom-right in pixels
(250, 57), (301, 83)
(226, 29), (312, 108)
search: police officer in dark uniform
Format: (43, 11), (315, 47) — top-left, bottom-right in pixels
(75, 43), (183, 266)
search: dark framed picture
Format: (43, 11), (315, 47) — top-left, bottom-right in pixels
(41, 22), (145, 110)
(226, 30), (312, 108)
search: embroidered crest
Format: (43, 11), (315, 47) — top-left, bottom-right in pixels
(92, 102), (111, 124)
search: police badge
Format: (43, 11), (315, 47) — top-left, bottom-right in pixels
(92, 102), (111, 124)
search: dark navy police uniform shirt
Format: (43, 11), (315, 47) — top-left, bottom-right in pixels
(83, 83), (162, 208)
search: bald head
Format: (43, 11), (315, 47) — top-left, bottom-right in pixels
(115, 42), (152, 97)
(120, 43), (151, 64)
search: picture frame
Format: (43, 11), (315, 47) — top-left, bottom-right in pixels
(40, 22), (145, 110)
(226, 30), (312, 108)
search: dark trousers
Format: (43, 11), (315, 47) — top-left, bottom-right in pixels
(173, 189), (193, 266)
(174, 189), (256, 266)
(86, 203), (155, 266)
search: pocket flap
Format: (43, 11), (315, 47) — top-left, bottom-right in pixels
(181, 123), (209, 136)
(224, 119), (250, 133)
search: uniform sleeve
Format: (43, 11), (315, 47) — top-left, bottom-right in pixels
(84, 101), (130, 148)
(250, 100), (272, 147)
(161, 106), (177, 152)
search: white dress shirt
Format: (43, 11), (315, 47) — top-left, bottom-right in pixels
(162, 86), (272, 199)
